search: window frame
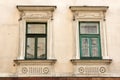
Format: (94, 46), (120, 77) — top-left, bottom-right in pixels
(25, 22), (47, 60)
(79, 21), (102, 60)
(16, 5), (56, 60)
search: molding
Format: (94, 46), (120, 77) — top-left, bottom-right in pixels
(14, 59), (57, 65)
(71, 59), (112, 64)
(69, 6), (108, 12)
(17, 5), (56, 12)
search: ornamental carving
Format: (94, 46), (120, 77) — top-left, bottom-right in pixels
(77, 66), (107, 75)
(19, 66), (50, 75)
(22, 67), (28, 74)
(99, 67), (106, 73)
(75, 11), (103, 19)
(43, 67), (49, 74)
(14, 60), (56, 76)
(78, 67), (84, 73)
(21, 12), (52, 19)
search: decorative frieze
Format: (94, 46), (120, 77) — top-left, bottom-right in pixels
(20, 11), (53, 19)
(14, 59), (56, 76)
(74, 11), (103, 19)
(77, 66), (107, 75)
(20, 66), (50, 75)
(71, 59), (112, 76)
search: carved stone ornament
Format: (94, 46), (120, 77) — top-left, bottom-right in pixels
(14, 59), (56, 76)
(69, 6), (108, 20)
(21, 67), (28, 74)
(19, 66), (50, 75)
(78, 67), (84, 73)
(43, 67), (49, 74)
(22, 11), (52, 19)
(77, 66), (107, 75)
(71, 59), (112, 76)
(75, 11), (103, 19)
(17, 5), (56, 20)
(99, 67), (106, 73)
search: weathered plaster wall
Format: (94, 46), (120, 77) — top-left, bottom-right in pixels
(0, 0), (120, 77)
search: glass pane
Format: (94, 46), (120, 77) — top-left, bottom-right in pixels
(82, 48), (90, 57)
(27, 24), (46, 34)
(92, 48), (99, 57)
(82, 38), (89, 47)
(80, 23), (99, 34)
(26, 38), (35, 59)
(37, 38), (46, 59)
(81, 38), (90, 57)
(91, 38), (99, 57)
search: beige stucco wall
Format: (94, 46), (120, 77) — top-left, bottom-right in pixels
(0, 0), (120, 77)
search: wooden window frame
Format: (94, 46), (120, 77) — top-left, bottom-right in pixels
(79, 21), (102, 60)
(25, 22), (47, 60)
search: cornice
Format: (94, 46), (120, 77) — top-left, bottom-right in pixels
(69, 6), (108, 12)
(17, 5), (56, 12)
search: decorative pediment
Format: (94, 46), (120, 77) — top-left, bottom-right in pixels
(69, 6), (108, 20)
(17, 5), (56, 20)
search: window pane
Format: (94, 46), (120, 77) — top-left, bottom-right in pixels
(81, 38), (90, 57)
(26, 38), (35, 59)
(80, 23), (99, 34)
(27, 24), (46, 34)
(91, 38), (99, 57)
(37, 38), (46, 59)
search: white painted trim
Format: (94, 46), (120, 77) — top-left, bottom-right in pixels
(71, 9), (110, 60)
(18, 20), (26, 59)
(17, 6), (56, 60)
(75, 20), (80, 59)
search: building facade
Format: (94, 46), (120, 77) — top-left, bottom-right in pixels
(0, 0), (120, 79)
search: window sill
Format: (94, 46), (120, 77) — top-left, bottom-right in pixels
(14, 59), (57, 65)
(70, 59), (112, 64)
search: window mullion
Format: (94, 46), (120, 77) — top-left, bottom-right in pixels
(89, 38), (92, 57)
(35, 37), (38, 59)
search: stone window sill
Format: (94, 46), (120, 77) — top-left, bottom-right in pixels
(14, 59), (57, 65)
(70, 59), (112, 64)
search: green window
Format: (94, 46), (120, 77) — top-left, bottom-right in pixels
(79, 22), (102, 59)
(25, 22), (47, 60)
